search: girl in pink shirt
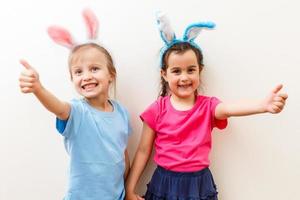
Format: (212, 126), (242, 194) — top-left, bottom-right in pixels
(126, 12), (288, 200)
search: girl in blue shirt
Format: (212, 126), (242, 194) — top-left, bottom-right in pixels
(19, 9), (131, 200)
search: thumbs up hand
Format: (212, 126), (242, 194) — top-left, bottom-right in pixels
(19, 59), (42, 94)
(263, 84), (288, 114)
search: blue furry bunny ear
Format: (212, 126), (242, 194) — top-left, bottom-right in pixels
(156, 11), (176, 45)
(183, 22), (215, 42)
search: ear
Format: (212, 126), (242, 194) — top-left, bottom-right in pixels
(161, 69), (168, 82)
(47, 26), (76, 49)
(183, 22), (215, 42)
(108, 71), (115, 84)
(156, 11), (176, 45)
(109, 76), (114, 84)
(82, 8), (99, 40)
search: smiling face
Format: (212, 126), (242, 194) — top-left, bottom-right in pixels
(159, 42), (203, 98)
(69, 45), (115, 101)
(162, 49), (201, 101)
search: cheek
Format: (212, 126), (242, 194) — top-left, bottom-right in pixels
(102, 73), (114, 83)
(168, 78), (179, 86)
(192, 73), (200, 80)
(99, 74), (111, 83)
(193, 76), (201, 86)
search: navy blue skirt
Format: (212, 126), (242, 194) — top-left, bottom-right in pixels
(144, 166), (218, 200)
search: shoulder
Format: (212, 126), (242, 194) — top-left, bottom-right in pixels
(69, 98), (86, 113)
(110, 99), (127, 111)
(141, 96), (169, 119)
(196, 95), (223, 115)
(110, 100), (130, 118)
(56, 99), (85, 136)
(197, 95), (222, 104)
(149, 96), (169, 111)
(157, 95), (169, 105)
(70, 98), (85, 106)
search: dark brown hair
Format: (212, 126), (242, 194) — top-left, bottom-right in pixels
(159, 42), (204, 97)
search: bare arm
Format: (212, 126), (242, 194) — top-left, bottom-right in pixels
(124, 149), (130, 180)
(215, 84), (288, 120)
(125, 122), (155, 200)
(19, 59), (70, 120)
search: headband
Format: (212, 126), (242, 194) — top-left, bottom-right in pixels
(47, 8), (99, 49)
(156, 11), (216, 67)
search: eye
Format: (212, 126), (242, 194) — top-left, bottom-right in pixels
(73, 69), (82, 76)
(188, 68), (196, 74)
(171, 68), (181, 74)
(91, 66), (100, 73)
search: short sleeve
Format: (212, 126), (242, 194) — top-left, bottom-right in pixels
(140, 101), (159, 131)
(210, 97), (228, 130)
(56, 99), (83, 137)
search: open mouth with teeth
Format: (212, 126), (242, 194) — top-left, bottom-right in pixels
(178, 84), (192, 88)
(82, 83), (98, 90)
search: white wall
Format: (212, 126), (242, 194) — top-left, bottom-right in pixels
(1, 0), (299, 199)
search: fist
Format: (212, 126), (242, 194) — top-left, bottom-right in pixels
(19, 59), (42, 93)
(264, 84), (288, 114)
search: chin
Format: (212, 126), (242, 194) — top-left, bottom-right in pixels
(174, 93), (193, 98)
(79, 91), (98, 98)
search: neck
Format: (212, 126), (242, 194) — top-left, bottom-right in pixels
(170, 94), (196, 111)
(85, 95), (113, 112)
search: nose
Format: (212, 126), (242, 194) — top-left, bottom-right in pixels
(83, 71), (92, 81)
(180, 72), (189, 81)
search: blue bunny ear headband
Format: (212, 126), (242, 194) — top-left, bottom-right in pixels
(156, 11), (216, 67)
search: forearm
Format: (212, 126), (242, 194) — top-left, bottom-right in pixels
(215, 100), (266, 119)
(34, 86), (70, 120)
(124, 149), (130, 180)
(125, 145), (152, 193)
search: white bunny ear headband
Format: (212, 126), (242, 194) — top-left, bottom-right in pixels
(47, 8), (99, 49)
(156, 11), (215, 67)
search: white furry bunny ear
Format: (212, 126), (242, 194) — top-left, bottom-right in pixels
(47, 26), (76, 49)
(183, 22), (215, 42)
(82, 8), (99, 40)
(156, 11), (176, 45)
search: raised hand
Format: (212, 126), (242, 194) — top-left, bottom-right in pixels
(19, 59), (42, 94)
(263, 84), (288, 114)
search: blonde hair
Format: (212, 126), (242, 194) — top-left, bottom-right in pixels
(68, 43), (117, 98)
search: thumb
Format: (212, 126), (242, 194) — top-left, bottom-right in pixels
(271, 84), (283, 94)
(20, 59), (32, 70)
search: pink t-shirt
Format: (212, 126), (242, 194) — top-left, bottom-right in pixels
(140, 95), (227, 172)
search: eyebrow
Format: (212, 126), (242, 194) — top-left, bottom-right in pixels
(169, 65), (198, 70)
(89, 63), (103, 67)
(70, 66), (82, 70)
(71, 63), (103, 69)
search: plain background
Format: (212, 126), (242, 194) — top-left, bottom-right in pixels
(1, 0), (299, 199)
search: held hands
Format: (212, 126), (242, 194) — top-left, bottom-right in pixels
(19, 59), (42, 94)
(125, 192), (144, 200)
(262, 84), (288, 114)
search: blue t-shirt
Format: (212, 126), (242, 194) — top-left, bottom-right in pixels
(56, 99), (131, 200)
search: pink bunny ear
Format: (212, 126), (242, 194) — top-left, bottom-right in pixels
(82, 8), (99, 40)
(47, 26), (75, 49)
